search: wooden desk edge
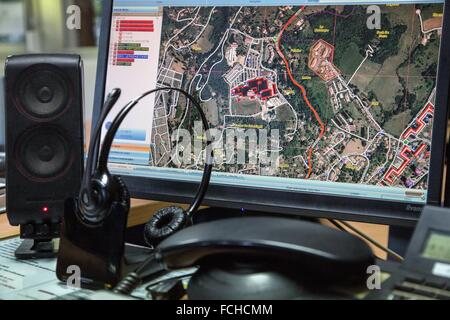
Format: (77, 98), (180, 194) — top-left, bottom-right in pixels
(1, 201), (389, 259)
(0, 200), (182, 240)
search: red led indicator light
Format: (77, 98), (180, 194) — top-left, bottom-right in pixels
(42, 207), (49, 213)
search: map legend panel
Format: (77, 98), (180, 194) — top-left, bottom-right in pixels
(110, 17), (155, 67)
(104, 8), (163, 166)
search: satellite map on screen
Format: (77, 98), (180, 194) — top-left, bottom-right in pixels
(154, 4), (443, 190)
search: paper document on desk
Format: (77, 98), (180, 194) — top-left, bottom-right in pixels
(0, 237), (79, 300)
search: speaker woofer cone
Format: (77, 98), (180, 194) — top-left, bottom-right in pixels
(14, 65), (72, 120)
(15, 126), (74, 182)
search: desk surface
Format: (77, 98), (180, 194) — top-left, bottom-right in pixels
(0, 214), (18, 239)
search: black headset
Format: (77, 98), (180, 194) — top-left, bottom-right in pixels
(78, 87), (213, 247)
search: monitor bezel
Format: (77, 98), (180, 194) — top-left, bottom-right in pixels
(94, 0), (450, 226)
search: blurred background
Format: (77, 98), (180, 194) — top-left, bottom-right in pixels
(0, 0), (103, 150)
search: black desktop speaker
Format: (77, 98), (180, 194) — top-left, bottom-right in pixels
(5, 54), (84, 257)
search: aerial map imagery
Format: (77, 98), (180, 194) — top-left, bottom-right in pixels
(153, 3), (443, 191)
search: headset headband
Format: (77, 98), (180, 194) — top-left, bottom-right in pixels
(80, 87), (213, 218)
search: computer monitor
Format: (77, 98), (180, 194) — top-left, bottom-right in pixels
(93, 0), (450, 226)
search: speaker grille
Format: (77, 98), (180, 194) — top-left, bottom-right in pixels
(14, 64), (72, 121)
(14, 126), (74, 182)
(6, 54), (84, 232)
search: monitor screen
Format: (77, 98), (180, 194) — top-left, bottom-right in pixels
(95, 0), (450, 225)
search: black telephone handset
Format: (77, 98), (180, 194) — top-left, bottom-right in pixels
(114, 216), (375, 299)
(157, 216), (373, 275)
(144, 216), (375, 299)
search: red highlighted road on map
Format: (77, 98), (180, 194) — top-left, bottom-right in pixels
(275, 7), (326, 179)
(384, 144), (427, 184)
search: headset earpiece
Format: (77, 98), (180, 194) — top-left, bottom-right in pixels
(144, 206), (188, 247)
(78, 172), (129, 225)
(76, 88), (125, 225)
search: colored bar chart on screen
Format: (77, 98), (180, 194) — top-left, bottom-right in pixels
(112, 43), (150, 66)
(110, 17), (155, 67)
(116, 20), (155, 32)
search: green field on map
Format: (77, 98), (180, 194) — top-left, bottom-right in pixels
(153, 4), (443, 190)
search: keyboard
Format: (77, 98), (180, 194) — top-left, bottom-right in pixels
(388, 275), (450, 300)
(366, 268), (450, 300)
